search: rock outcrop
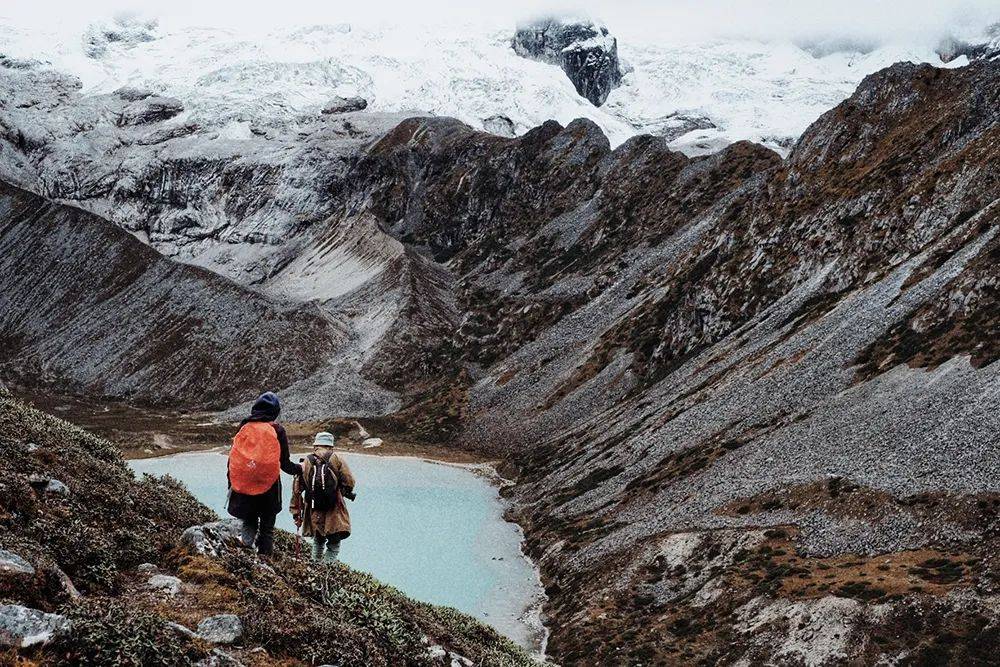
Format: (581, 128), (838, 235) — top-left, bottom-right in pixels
(0, 604), (70, 648)
(117, 95), (184, 126)
(512, 18), (623, 106)
(196, 614), (243, 644)
(321, 96), (368, 114)
(180, 521), (244, 558)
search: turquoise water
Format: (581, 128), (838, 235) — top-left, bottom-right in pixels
(129, 451), (544, 649)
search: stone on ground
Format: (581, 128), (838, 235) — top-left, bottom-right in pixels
(0, 549), (34, 575)
(51, 565), (81, 600)
(181, 520), (243, 558)
(197, 614), (243, 644)
(166, 621), (195, 637)
(147, 574), (182, 595)
(27, 474), (69, 496)
(0, 604), (70, 647)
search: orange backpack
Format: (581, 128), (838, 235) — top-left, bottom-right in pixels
(229, 422), (281, 495)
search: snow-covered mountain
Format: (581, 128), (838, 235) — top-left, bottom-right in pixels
(0, 12), (981, 155)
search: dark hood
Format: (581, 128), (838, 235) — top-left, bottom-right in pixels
(247, 391), (281, 422)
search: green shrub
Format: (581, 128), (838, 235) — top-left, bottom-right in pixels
(52, 598), (206, 666)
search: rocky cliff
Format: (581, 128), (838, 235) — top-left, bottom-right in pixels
(512, 19), (623, 106)
(2, 47), (1000, 664)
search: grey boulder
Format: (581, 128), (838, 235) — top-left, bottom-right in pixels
(197, 614), (243, 644)
(0, 550), (34, 576)
(181, 521), (243, 558)
(0, 604), (70, 647)
(27, 475), (68, 496)
(45, 479), (69, 495)
(147, 574), (182, 595)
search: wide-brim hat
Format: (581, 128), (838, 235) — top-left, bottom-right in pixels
(313, 431), (336, 447)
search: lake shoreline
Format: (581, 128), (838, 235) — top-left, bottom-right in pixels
(121, 426), (492, 465)
(21, 387), (549, 655)
(131, 446), (550, 658)
(124, 440), (498, 468)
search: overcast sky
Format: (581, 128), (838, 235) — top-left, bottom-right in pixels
(2, 0), (997, 45)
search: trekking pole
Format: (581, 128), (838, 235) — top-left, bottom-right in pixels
(294, 459), (304, 559)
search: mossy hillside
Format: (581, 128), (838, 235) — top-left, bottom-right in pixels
(0, 387), (214, 599)
(0, 387), (537, 666)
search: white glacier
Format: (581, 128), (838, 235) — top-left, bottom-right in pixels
(0, 12), (977, 156)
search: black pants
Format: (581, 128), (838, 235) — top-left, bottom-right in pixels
(240, 512), (276, 555)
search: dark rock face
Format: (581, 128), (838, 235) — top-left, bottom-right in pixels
(117, 95), (184, 126)
(937, 25), (1000, 63)
(321, 96), (368, 114)
(512, 18), (623, 106)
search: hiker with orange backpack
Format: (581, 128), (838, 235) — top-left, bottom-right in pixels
(227, 391), (302, 556)
(290, 432), (356, 562)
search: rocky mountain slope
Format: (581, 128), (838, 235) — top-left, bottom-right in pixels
(0, 386), (535, 666)
(1, 30), (1000, 666)
(0, 54), (458, 417)
(326, 60), (1000, 663)
(0, 180), (344, 407)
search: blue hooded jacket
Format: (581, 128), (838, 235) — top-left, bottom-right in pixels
(248, 391), (281, 421)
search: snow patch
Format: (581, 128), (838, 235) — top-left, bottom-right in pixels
(0, 16), (975, 153)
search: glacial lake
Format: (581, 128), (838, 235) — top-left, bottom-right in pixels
(130, 451), (545, 650)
